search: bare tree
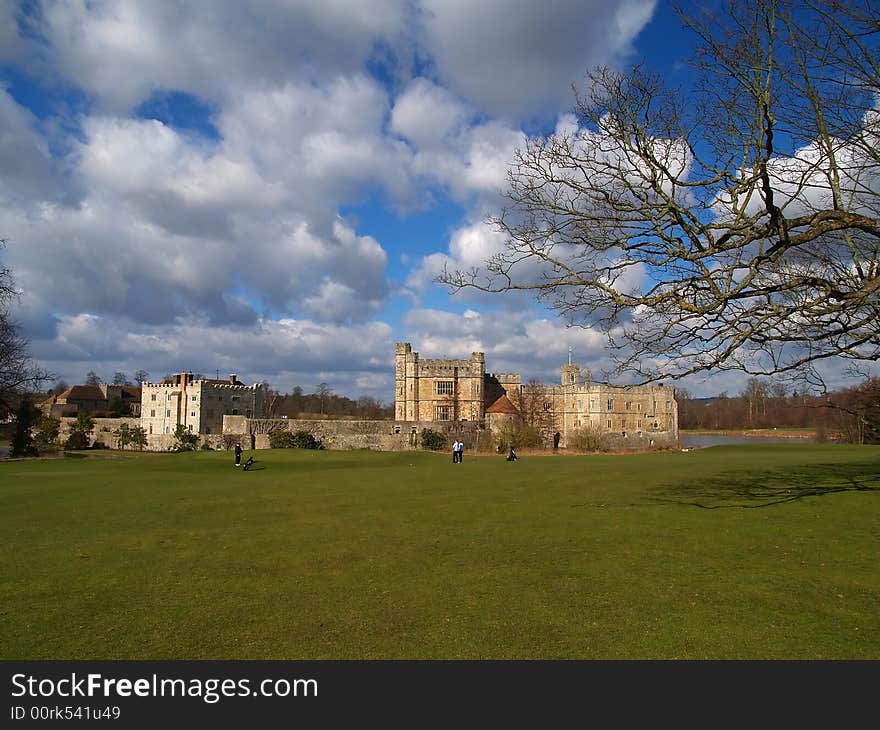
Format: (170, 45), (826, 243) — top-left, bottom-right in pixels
(1, 239), (50, 414)
(441, 0), (879, 384)
(316, 382), (333, 415)
(508, 378), (556, 442)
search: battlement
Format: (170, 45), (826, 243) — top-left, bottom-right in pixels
(418, 358), (478, 370)
(488, 373), (521, 382)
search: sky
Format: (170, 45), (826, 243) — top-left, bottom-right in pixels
(0, 0), (863, 400)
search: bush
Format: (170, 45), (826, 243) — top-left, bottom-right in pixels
(568, 425), (610, 452)
(64, 431), (91, 450)
(420, 428), (447, 451)
(269, 430), (322, 449)
(200, 442), (213, 451)
(268, 431), (296, 449)
(292, 430), (322, 449)
(172, 424), (198, 452)
(494, 422), (542, 452)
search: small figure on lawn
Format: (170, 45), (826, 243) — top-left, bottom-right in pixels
(243, 456), (255, 471)
(234, 442), (242, 467)
(506, 446), (518, 462)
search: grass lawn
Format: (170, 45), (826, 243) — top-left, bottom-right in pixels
(1, 444), (878, 659)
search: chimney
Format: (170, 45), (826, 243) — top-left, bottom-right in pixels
(229, 373), (238, 384)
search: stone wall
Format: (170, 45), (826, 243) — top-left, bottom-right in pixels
(222, 416), (483, 451)
(59, 416), (141, 448)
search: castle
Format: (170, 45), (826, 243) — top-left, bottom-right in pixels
(58, 345), (675, 451)
(394, 342), (678, 448)
(140, 372), (264, 437)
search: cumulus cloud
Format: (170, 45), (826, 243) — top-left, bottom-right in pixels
(420, 0), (657, 119)
(5, 0), (746, 401)
(34, 0), (410, 112)
(31, 312), (396, 398)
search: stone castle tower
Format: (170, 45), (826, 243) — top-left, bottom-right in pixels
(395, 342), (486, 422)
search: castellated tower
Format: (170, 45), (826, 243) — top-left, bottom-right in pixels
(394, 342), (487, 422)
(561, 364), (581, 387)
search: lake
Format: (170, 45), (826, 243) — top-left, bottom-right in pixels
(680, 433), (817, 448)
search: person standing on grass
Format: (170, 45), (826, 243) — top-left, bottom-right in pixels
(456, 438), (464, 463)
(452, 439), (460, 463)
(234, 442), (242, 467)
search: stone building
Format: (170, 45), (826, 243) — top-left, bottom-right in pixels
(394, 342), (678, 448)
(41, 384), (142, 418)
(394, 342), (488, 422)
(140, 372), (263, 437)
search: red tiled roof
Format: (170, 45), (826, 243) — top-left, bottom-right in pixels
(58, 385), (105, 401)
(486, 394), (520, 415)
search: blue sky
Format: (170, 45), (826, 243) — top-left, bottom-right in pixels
(1, 0), (855, 400)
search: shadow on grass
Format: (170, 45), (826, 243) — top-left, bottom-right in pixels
(652, 460), (880, 509)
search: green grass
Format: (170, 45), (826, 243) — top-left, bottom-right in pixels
(2, 444), (878, 659)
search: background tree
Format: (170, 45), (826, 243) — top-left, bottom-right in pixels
(113, 422), (132, 449)
(129, 425), (147, 450)
(442, 0), (879, 384)
(508, 379), (556, 443)
(84, 371), (102, 386)
(112, 371), (131, 386)
(50, 380), (69, 396)
(260, 380), (283, 419)
(1, 239), (50, 416)
(317, 382), (333, 415)
(171, 424), (198, 452)
(64, 413), (95, 450)
(9, 397), (40, 457)
(134, 370), (150, 384)
(35, 415), (61, 450)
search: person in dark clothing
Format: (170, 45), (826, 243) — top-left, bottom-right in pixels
(506, 447), (517, 461)
(234, 442), (243, 467)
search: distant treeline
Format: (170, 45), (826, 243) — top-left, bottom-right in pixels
(261, 384), (394, 421)
(678, 376), (880, 444)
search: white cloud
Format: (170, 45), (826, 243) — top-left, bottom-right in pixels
(390, 78), (468, 148)
(420, 0), (657, 119)
(36, 0), (410, 111)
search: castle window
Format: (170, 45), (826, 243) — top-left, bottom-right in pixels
(543, 402), (551, 411)
(589, 399), (595, 409)
(191, 395), (197, 401)
(607, 399), (614, 410)
(150, 409), (155, 417)
(232, 395), (240, 401)
(665, 400), (671, 409)
(435, 381), (454, 395)
(191, 411), (196, 418)
(637, 403), (642, 411)
(607, 419), (612, 429)
(165, 409), (171, 417)
(151, 394), (157, 401)
(625, 401), (632, 410)
(434, 405), (452, 420)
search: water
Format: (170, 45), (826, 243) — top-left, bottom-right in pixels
(680, 433), (816, 448)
